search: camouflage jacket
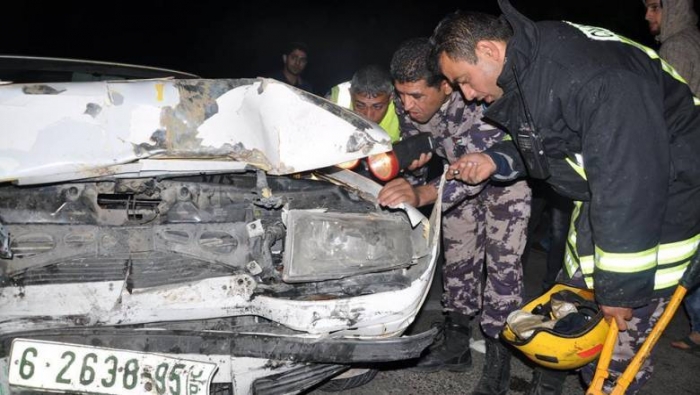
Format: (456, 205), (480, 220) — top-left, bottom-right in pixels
(396, 92), (508, 211)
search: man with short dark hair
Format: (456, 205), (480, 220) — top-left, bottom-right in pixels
(432, 0), (700, 393)
(270, 41), (314, 93)
(328, 65), (400, 142)
(377, 38), (530, 395)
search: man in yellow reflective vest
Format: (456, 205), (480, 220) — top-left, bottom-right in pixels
(327, 65), (400, 143)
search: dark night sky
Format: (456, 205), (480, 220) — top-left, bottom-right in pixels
(0, 0), (682, 95)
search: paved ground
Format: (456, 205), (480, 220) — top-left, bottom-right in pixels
(309, 247), (700, 395)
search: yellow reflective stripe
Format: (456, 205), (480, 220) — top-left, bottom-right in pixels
(564, 201), (583, 278)
(655, 261), (689, 290)
(565, 157), (587, 180)
(565, 225), (698, 290)
(502, 134), (513, 142)
(564, 246), (577, 277)
(659, 58), (687, 84)
(379, 101), (401, 143)
(566, 240), (595, 274)
(567, 201), (582, 247)
(332, 81), (352, 108)
(594, 245), (658, 273)
(564, 245), (595, 287)
(567, 22), (689, 86)
(653, 57), (700, 105)
(568, 22), (698, 105)
(568, 231), (577, 248)
(658, 234), (700, 265)
(580, 255), (595, 274)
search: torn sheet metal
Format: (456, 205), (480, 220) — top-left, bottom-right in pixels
(317, 167), (426, 227)
(13, 159), (250, 185)
(0, 177), (444, 338)
(0, 78), (392, 184)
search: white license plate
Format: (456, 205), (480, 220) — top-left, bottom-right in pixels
(8, 338), (218, 395)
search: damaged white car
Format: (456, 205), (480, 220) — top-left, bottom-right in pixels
(0, 61), (441, 395)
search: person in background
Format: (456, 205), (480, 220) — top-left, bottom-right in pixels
(645, 0), (700, 96)
(644, 0), (700, 354)
(327, 65), (400, 142)
(269, 41), (314, 94)
(433, 0), (700, 393)
(378, 37), (530, 395)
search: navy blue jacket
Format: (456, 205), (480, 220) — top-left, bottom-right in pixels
(484, 0), (700, 307)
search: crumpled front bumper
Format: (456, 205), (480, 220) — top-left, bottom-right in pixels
(0, 171), (446, 395)
(0, 327), (438, 395)
(0, 326), (438, 364)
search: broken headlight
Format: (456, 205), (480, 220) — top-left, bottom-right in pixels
(282, 211), (414, 282)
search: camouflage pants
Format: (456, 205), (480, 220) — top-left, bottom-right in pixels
(442, 179), (531, 339)
(563, 270), (669, 395)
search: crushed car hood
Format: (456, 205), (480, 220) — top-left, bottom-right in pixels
(0, 78), (392, 184)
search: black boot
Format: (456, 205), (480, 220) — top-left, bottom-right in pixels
(410, 312), (472, 372)
(472, 337), (511, 395)
(526, 367), (567, 395)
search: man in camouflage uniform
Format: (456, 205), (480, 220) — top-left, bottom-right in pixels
(377, 37), (531, 394)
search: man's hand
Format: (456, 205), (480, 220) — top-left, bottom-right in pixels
(407, 152), (432, 171)
(600, 305), (633, 331)
(446, 153), (497, 184)
(377, 178), (436, 208)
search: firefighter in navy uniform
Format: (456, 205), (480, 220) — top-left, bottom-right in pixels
(430, 0), (700, 394)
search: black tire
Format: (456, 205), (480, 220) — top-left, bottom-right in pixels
(319, 369), (378, 392)
(209, 383), (233, 395)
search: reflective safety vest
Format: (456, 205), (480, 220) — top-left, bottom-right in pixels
(563, 155), (699, 292)
(329, 81), (400, 143)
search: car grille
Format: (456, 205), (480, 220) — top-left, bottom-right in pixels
(7, 253), (236, 288)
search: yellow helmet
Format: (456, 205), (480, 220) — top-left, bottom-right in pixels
(501, 284), (610, 370)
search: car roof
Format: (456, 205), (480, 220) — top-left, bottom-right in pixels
(0, 55), (199, 83)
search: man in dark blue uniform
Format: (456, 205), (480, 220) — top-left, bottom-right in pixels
(430, 0), (700, 394)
